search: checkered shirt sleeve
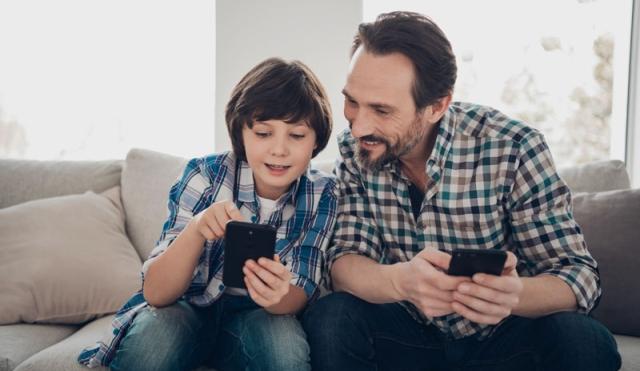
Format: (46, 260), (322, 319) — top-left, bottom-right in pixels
(326, 151), (384, 276)
(507, 131), (600, 313)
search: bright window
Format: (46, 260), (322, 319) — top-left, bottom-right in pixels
(0, 1), (215, 160)
(364, 0), (634, 167)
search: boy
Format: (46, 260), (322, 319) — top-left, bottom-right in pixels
(79, 57), (336, 371)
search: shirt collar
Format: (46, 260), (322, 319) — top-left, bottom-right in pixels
(426, 105), (456, 183)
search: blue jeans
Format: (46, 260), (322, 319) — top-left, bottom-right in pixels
(110, 294), (310, 371)
(302, 292), (621, 371)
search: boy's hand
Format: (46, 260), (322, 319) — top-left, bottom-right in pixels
(191, 200), (244, 241)
(243, 255), (292, 308)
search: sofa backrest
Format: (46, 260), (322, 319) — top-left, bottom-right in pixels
(557, 159), (630, 193)
(120, 149), (188, 260)
(0, 158), (122, 209)
(1, 151), (633, 275)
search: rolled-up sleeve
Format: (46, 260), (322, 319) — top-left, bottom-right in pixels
(508, 131), (600, 313)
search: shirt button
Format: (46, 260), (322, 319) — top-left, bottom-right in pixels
(218, 284), (224, 291)
(251, 216), (257, 223)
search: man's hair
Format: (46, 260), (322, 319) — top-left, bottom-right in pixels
(225, 58), (333, 161)
(352, 11), (457, 110)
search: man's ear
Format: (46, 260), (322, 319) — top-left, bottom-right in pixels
(425, 95), (452, 124)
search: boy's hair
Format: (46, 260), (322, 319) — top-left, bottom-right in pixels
(353, 11), (457, 111)
(225, 58), (333, 160)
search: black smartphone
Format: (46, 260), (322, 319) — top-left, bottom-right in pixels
(447, 248), (507, 276)
(223, 221), (276, 288)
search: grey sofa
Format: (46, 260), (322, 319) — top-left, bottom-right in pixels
(1, 148), (639, 371)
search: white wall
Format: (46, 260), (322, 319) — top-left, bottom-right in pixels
(215, 0), (362, 163)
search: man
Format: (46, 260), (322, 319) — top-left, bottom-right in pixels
(303, 11), (621, 371)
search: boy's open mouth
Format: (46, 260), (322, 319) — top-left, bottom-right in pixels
(266, 163), (291, 170)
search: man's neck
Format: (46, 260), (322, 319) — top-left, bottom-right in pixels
(399, 125), (439, 192)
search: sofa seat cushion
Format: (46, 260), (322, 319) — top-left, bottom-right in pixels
(13, 316), (113, 371)
(0, 323), (78, 371)
(615, 335), (640, 371)
(572, 188), (640, 336)
(13, 315), (217, 371)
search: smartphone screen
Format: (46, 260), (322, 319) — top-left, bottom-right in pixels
(447, 248), (507, 276)
(222, 221), (276, 288)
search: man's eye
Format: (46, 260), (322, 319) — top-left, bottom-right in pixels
(375, 109), (389, 116)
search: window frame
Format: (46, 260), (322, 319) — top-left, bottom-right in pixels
(626, 0), (640, 187)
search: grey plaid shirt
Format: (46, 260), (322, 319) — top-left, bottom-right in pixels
(328, 101), (600, 340)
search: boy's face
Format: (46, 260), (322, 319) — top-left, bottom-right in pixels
(242, 119), (317, 200)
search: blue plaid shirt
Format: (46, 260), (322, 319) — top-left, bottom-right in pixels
(328, 102), (600, 340)
(78, 151), (337, 367)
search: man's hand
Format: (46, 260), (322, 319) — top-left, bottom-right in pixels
(451, 251), (523, 324)
(391, 249), (470, 317)
(190, 200), (244, 241)
(243, 255), (292, 308)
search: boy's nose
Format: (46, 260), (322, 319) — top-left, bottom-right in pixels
(270, 137), (289, 156)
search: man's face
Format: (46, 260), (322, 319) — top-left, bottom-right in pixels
(343, 47), (430, 170)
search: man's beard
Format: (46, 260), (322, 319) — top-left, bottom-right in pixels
(355, 116), (427, 171)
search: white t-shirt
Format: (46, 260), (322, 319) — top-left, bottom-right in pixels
(258, 196), (277, 222)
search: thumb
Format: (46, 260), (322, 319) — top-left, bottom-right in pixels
(417, 248), (452, 271)
(502, 251), (518, 275)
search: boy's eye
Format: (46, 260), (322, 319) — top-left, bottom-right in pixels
(255, 131), (271, 137)
(290, 134), (306, 139)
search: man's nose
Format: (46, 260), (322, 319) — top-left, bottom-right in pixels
(349, 109), (375, 139)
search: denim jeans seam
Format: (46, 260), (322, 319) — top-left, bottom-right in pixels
(217, 328), (250, 365)
(340, 335), (378, 371)
(372, 332), (442, 351)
